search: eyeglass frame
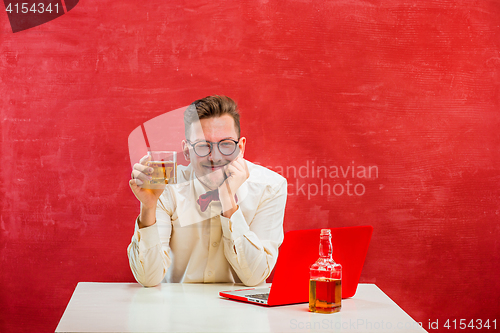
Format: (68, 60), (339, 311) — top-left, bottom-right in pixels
(186, 138), (241, 157)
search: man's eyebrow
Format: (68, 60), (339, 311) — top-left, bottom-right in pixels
(191, 137), (236, 142)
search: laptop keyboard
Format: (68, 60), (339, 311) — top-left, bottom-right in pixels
(247, 293), (269, 300)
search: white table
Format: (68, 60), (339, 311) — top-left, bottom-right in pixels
(55, 283), (427, 333)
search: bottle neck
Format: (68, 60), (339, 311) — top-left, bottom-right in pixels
(319, 235), (333, 259)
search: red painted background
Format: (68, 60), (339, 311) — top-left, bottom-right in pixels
(1, 0), (499, 332)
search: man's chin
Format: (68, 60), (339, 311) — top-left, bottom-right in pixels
(196, 170), (225, 190)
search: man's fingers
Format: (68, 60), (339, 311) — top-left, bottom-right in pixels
(228, 156), (244, 171)
(225, 164), (239, 177)
(225, 156), (249, 176)
(132, 156), (154, 182)
(234, 158), (247, 174)
(129, 178), (144, 187)
(131, 169), (152, 182)
(139, 154), (151, 165)
(133, 162), (153, 174)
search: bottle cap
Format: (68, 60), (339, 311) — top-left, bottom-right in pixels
(320, 229), (331, 236)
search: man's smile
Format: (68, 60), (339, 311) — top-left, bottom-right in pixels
(203, 164), (227, 172)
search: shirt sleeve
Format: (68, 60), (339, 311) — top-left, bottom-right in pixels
(220, 178), (287, 286)
(127, 191), (174, 287)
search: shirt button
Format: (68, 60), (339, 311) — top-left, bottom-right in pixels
(207, 271), (212, 276)
(212, 242), (218, 247)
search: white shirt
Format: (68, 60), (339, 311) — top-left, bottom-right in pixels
(127, 160), (287, 287)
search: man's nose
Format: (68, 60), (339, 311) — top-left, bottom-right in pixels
(207, 144), (223, 162)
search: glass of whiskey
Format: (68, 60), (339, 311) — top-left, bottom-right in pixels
(143, 151), (177, 189)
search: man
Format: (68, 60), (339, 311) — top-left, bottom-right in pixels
(128, 95), (287, 287)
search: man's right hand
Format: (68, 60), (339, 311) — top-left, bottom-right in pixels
(129, 154), (165, 228)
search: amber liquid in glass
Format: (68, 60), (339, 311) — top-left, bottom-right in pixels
(309, 277), (341, 313)
(147, 161), (176, 184)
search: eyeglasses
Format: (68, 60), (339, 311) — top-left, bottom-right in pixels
(186, 138), (240, 157)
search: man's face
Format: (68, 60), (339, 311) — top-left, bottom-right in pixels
(182, 114), (246, 190)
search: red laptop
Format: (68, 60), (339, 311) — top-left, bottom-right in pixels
(219, 225), (373, 306)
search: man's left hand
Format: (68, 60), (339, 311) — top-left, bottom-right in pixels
(219, 154), (249, 217)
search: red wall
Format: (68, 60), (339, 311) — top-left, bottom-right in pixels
(1, 0), (499, 332)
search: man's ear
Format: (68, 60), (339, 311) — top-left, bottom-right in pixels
(181, 140), (190, 161)
(238, 137), (246, 158)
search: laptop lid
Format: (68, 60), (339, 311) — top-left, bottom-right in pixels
(267, 225), (373, 306)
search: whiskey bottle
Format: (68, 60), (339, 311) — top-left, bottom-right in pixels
(309, 229), (342, 313)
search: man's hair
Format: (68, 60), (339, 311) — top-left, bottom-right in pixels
(184, 95), (241, 139)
